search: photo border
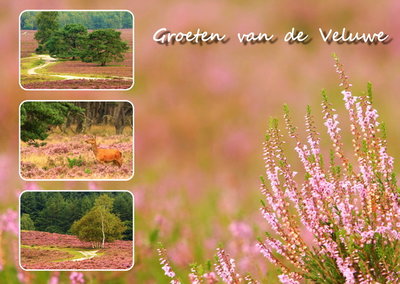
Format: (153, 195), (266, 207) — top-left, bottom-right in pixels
(18, 100), (135, 181)
(18, 189), (135, 272)
(18, 9), (135, 91)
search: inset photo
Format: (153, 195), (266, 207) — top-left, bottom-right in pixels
(19, 191), (134, 271)
(20, 10), (134, 90)
(19, 101), (134, 180)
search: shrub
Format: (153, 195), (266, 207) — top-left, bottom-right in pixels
(67, 156), (84, 168)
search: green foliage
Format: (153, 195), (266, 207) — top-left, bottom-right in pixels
(82, 29), (129, 66)
(20, 102), (83, 142)
(71, 207), (125, 243)
(27, 12), (131, 66)
(71, 194), (127, 246)
(34, 12), (59, 53)
(67, 156), (84, 168)
(27, 141), (47, 147)
(21, 213), (36, 230)
(149, 229), (159, 245)
(21, 11), (133, 30)
(45, 24), (88, 60)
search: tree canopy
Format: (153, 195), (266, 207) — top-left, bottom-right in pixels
(21, 11), (133, 30)
(29, 12), (130, 65)
(82, 29), (129, 66)
(20, 102), (83, 142)
(20, 192), (133, 242)
(71, 194), (127, 248)
(45, 24), (88, 60)
(34, 11), (59, 53)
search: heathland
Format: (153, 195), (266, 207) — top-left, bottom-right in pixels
(20, 192), (133, 270)
(20, 102), (134, 180)
(20, 11), (133, 89)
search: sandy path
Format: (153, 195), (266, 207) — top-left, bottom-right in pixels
(27, 55), (57, 75)
(26, 54), (132, 81)
(72, 250), (99, 261)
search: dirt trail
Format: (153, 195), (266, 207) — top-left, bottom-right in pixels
(27, 55), (57, 75)
(72, 250), (99, 261)
(26, 54), (132, 81)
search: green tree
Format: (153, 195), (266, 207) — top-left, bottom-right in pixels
(34, 11), (59, 53)
(82, 29), (129, 66)
(20, 102), (83, 142)
(20, 214), (36, 231)
(71, 194), (126, 248)
(36, 192), (66, 233)
(20, 12), (37, 30)
(46, 24), (88, 60)
(113, 193), (133, 240)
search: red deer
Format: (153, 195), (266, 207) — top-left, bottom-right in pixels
(85, 136), (123, 167)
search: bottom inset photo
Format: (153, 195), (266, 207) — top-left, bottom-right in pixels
(19, 190), (134, 271)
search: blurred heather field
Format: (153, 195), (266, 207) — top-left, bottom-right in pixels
(1, 0), (400, 283)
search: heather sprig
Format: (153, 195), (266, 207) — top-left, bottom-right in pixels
(158, 245), (253, 283)
(258, 57), (400, 283)
(158, 245), (181, 284)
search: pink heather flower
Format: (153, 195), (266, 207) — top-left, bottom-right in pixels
(189, 271), (200, 284)
(229, 221), (252, 239)
(48, 272), (60, 284)
(278, 274), (300, 284)
(189, 267), (219, 284)
(69, 272), (85, 284)
(256, 242), (277, 264)
(161, 259), (176, 278)
(157, 247), (180, 283)
(0, 209), (18, 235)
(17, 272), (25, 283)
(203, 272), (218, 283)
(336, 257), (355, 284)
(215, 248), (241, 283)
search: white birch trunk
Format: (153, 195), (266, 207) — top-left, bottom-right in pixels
(100, 208), (105, 248)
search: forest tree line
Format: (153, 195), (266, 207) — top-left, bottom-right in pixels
(21, 11), (133, 30)
(21, 102), (133, 143)
(65, 102), (133, 135)
(21, 192), (133, 241)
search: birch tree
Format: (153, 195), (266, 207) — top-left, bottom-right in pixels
(71, 194), (126, 248)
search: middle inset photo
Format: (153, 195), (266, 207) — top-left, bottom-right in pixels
(19, 100), (134, 181)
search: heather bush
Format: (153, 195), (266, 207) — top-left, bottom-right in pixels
(159, 58), (400, 283)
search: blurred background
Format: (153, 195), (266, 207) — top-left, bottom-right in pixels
(0, 0), (399, 283)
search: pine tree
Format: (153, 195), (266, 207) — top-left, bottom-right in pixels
(20, 102), (83, 142)
(46, 24), (88, 60)
(81, 29), (129, 66)
(34, 11), (59, 53)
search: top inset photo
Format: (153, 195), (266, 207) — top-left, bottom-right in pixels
(19, 10), (134, 90)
